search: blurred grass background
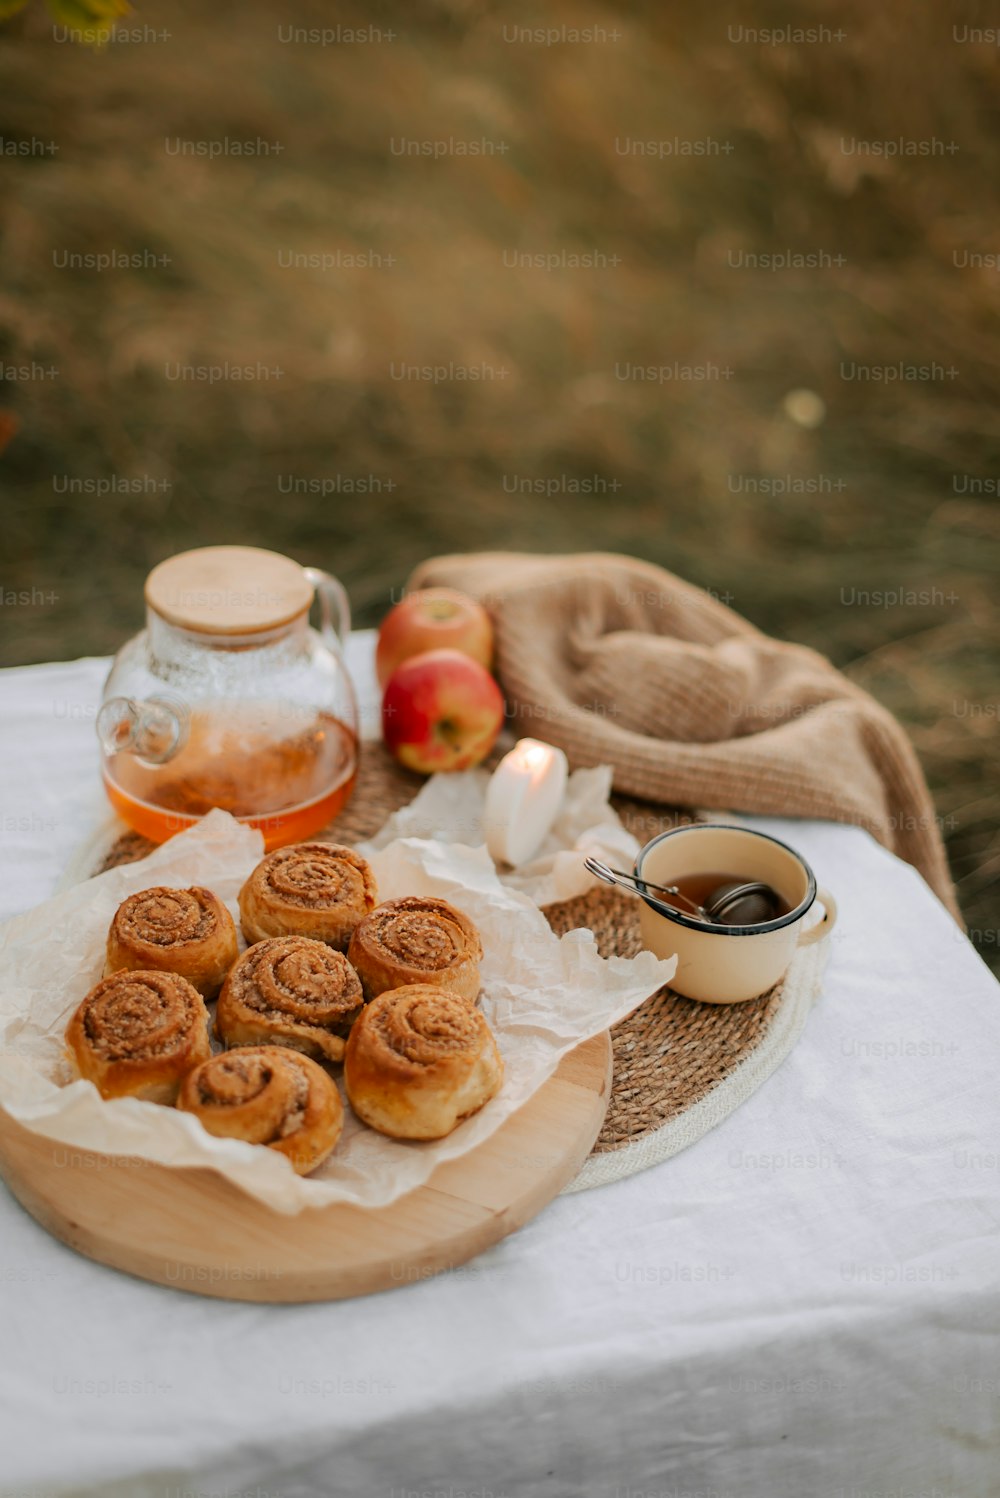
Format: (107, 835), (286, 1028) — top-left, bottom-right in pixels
(1, 0), (998, 966)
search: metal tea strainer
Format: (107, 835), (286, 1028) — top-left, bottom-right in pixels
(583, 857), (782, 926)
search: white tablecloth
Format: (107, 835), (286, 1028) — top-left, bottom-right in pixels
(1, 639), (998, 1498)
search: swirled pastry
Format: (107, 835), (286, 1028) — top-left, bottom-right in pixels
(66, 969), (212, 1104)
(215, 936), (364, 1063)
(178, 1046), (343, 1175)
(105, 886), (238, 999)
(238, 842), (377, 951)
(347, 896), (482, 1003)
(344, 984), (503, 1139)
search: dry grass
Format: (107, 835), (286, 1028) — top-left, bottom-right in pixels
(1, 0), (998, 966)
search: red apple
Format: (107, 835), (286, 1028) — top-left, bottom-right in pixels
(382, 649), (505, 773)
(376, 588), (494, 688)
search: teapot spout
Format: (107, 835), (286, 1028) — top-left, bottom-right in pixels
(97, 696), (189, 765)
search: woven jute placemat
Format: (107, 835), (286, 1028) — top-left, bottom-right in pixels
(86, 743), (829, 1192)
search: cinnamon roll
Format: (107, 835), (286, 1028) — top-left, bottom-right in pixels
(105, 886), (239, 999)
(215, 936), (364, 1064)
(344, 984), (503, 1140)
(66, 969), (212, 1104)
(178, 1046), (343, 1176)
(238, 842), (377, 951)
(347, 896), (482, 1003)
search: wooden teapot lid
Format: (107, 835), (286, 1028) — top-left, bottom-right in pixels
(145, 547), (314, 635)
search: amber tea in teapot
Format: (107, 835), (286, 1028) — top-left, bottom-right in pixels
(97, 547), (360, 849)
(103, 706), (357, 846)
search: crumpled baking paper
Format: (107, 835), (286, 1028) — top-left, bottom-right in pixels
(0, 808), (676, 1213)
(360, 763), (640, 906)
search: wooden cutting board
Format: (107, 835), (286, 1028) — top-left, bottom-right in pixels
(0, 1032), (611, 1303)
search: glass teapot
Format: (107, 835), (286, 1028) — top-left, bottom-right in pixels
(97, 546), (359, 849)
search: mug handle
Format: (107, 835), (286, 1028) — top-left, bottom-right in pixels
(304, 567), (351, 650)
(798, 887), (838, 946)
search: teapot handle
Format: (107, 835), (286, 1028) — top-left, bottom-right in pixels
(304, 567), (351, 651)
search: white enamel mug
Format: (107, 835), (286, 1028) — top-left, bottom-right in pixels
(635, 823), (837, 1003)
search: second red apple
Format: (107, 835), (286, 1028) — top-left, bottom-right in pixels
(376, 588), (494, 688)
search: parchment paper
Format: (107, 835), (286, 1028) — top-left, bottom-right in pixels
(359, 763), (640, 905)
(0, 808), (675, 1213)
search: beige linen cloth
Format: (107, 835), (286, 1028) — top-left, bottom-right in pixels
(409, 551), (959, 920)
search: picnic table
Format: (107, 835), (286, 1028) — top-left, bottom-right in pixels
(1, 634), (998, 1498)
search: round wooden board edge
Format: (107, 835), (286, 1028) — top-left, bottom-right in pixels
(0, 1031), (612, 1303)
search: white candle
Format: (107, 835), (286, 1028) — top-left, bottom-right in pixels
(484, 737), (569, 868)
